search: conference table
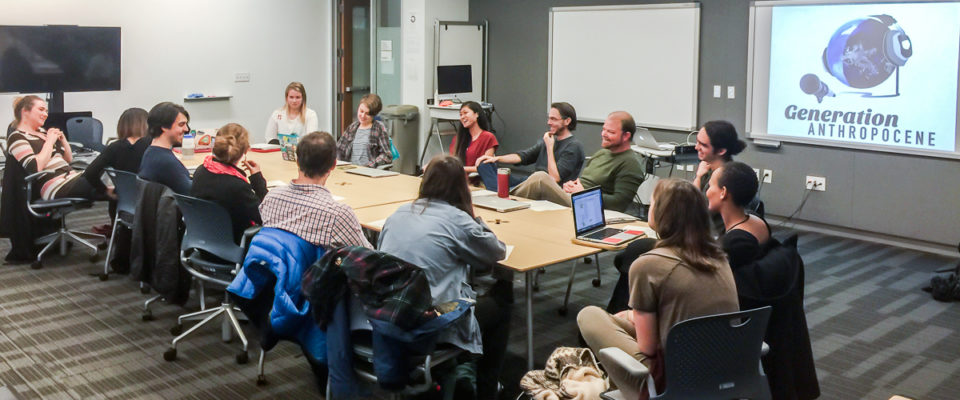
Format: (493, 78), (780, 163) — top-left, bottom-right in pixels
(179, 150), (645, 369)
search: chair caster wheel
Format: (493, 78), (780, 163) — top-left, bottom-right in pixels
(533, 284), (540, 292)
(163, 348), (177, 361)
(170, 324), (183, 336)
(142, 311), (154, 321)
(557, 306), (568, 316)
(89, 254), (100, 263)
(236, 352), (249, 364)
(97, 242), (109, 250)
(592, 278), (601, 287)
(98, 273), (109, 281)
(583, 256), (593, 264)
(140, 286), (150, 294)
(256, 375), (267, 386)
(31, 261), (43, 270)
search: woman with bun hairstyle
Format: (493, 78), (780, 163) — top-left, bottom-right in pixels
(692, 120), (747, 192)
(264, 82), (319, 144)
(191, 123), (268, 244)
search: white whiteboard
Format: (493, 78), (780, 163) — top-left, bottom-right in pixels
(549, 4), (700, 130)
(436, 22), (484, 102)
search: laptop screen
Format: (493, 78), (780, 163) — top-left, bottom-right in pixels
(571, 187), (606, 235)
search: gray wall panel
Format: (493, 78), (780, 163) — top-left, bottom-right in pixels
(471, 0), (960, 246)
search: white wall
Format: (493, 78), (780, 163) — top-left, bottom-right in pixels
(0, 0), (332, 144)
(400, 0), (469, 164)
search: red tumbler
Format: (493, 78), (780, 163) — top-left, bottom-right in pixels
(497, 168), (510, 198)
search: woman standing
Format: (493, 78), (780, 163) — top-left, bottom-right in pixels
(449, 101), (497, 175)
(191, 123), (268, 244)
(378, 155), (511, 400)
(578, 179), (738, 398)
(335, 93), (393, 167)
(264, 82), (319, 144)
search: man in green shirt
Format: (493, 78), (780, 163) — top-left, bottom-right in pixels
(511, 110), (644, 212)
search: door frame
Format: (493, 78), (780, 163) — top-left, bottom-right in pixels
(333, 0), (378, 137)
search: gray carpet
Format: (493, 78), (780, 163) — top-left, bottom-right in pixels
(1, 205), (958, 399)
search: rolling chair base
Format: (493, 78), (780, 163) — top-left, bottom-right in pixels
(163, 302), (249, 364)
(32, 224), (105, 269)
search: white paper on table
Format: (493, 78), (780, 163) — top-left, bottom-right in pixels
(336, 160), (351, 166)
(499, 245), (515, 262)
(267, 180), (288, 188)
(367, 218), (387, 230)
(523, 200), (568, 212)
(471, 189), (497, 197)
(624, 225), (657, 239)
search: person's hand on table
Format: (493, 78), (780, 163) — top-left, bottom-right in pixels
(475, 155), (498, 166)
(562, 178), (584, 194)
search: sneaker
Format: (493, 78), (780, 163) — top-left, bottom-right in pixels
(92, 224), (112, 237)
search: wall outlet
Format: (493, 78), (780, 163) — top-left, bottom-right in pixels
(727, 85), (736, 99)
(686, 164), (695, 172)
(753, 168), (761, 180)
(235, 72), (251, 82)
(805, 175), (826, 191)
(676, 164), (685, 171)
(713, 85), (721, 98)
(762, 169), (772, 183)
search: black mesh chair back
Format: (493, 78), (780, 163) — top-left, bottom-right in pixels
(173, 194), (244, 270)
(105, 168), (139, 224)
(655, 306), (773, 400)
(66, 117), (105, 152)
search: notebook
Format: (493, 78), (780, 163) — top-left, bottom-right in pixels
(572, 187), (642, 245)
(473, 195), (531, 213)
(345, 167), (399, 178)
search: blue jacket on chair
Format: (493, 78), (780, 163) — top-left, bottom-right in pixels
(227, 227), (327, 364)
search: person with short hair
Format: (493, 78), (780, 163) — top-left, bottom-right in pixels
(450, 101), (498, 175)
(265, 82), (319, 144)
(258, 131), (370, 249)
(578, 179), (738, 398)
(138, 102), (192, 194)
(335, 93), (393, 168)
(510, 110), (644, 212)
(378, 154), (510, 400)
(475, 101), (584, 189)
(6, 95), (106, 200)
(191, 123), (268, 244)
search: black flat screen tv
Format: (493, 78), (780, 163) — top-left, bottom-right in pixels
(0, 25), (121, 93)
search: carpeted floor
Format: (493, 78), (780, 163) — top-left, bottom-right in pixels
(1, 205), (958, 399)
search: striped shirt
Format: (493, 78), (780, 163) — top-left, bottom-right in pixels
(7, 130), (81, 200)
(259, 182), (371, 249)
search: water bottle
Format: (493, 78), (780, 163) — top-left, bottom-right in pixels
(182, 130), (195, 158)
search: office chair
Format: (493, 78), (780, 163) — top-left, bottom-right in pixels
(98, 168), (139, 281)
(599, 306), (773, 400)
(163, 194), (251, 364)
(23, 171), (105, 269)
(66, 117), (105, 152)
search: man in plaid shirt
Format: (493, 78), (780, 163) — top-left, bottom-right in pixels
(259, 131), (371, 249)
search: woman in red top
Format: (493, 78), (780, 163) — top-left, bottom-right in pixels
(449, 101), (497, 175)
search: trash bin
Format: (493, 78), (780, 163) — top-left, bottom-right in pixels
(379, 105), (419, 175)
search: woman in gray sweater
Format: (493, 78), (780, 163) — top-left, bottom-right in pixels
(378, 154), (511, 400)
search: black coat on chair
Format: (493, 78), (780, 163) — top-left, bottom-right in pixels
(732, 234), (820, 400)
(0, 154), (57, 263)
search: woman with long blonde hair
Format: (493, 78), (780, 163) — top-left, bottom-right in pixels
(264, 81), (319, 144)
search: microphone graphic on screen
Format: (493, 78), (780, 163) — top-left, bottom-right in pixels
(800, 74), (835, 103)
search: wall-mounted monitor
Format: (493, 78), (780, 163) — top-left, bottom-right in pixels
(436, 64), (472, 99)
(0, 25), (121, 93)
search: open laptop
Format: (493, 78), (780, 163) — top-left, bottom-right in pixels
(572, 187), (642, 245)
(345, 167), (399, 178)
(634, 127), (675, 150)
(473, 194), (530, 213)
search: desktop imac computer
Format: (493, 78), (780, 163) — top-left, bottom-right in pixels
(436, 64), (473, 102)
